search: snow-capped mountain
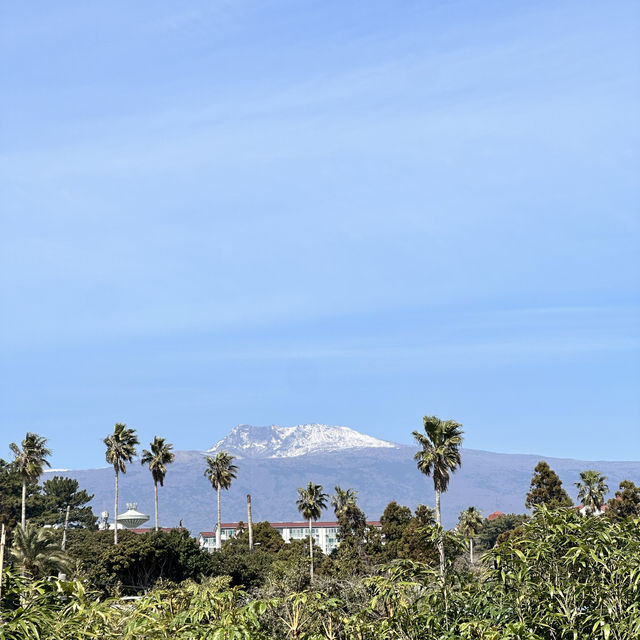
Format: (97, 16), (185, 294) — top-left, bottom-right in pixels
(207, 423), (399, 458)
(49, 422), (640, 534)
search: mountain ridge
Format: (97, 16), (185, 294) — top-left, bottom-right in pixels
(44, 424), (640, 534)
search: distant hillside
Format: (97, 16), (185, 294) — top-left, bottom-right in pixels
(46, 424), (640, 534)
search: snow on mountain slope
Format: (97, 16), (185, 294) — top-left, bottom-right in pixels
(207, 423), (399, 458)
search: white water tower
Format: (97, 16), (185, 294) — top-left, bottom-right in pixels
(116, 503), (150, 529)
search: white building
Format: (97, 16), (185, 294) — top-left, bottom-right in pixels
(199, 520), (381, 555)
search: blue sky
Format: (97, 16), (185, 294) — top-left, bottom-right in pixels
(1, 1), (638, 469)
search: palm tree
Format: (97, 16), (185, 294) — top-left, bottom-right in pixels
(10, 433), (52, 530)
(104, 423), (139, 544)
(413, 415), (464, 577)
(331, 486), (358, 518)
(204, 452), (238, 550)
(575, 470), (609, 515)
(296, 482), (328, 580)
(10, 521), (71, 579)
(457, 506), (483, 564)
(141, 437), (175, 531)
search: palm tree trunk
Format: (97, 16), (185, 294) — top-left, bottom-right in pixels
(114, 469), (119, 544)
(309, 517), (314, 580)
(61, 505), (71, 551)
(469, 538), (474, 565)
(247, 494), (253, 553)
(21, 479), (27, 530)
(0, 523), (6, 600)
(216, 486), (222, 551)
(154, 481), (159, 532)
(435, 489), (444, 578)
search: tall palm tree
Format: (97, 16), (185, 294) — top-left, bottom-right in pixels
(10, 433), (52, 530)
(104, 423), (139, 544)
(413, 415), (464, 577)
(204, 452), (238, 550)
(575, 470), (609, 515)
(141, 437), (175, 531)
(296, 482), (328, 580)
(331, 486), (358, 518)
(10, 521), (71, 579)
(457, 506), (483, 564)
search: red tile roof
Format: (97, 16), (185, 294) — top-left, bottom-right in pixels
(129, 527), (185, 534)
(574, 503), (608, 511)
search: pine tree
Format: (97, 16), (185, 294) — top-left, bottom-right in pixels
(525, 461), (573, 510)
(40, 476), (96, 529)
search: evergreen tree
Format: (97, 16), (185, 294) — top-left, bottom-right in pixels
(40, 476), (96, 529)
(476, 513), (529, 552)
(379, 501), (412, 561)
(333, 501), (369, 576)
(334, 490), (366, 543)
(398, 505), (439, 565)
(525, 461), (573, 510)
(85, 529), (211, 594)
(606, 480), (640, 519)
(414, 504), (436, 527)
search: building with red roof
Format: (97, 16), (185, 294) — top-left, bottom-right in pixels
(199, 520), (381, 555)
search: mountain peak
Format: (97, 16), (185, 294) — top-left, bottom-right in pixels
(207, 423), (399, 459)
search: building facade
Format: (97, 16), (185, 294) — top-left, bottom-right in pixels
(199, 521), (381, 555)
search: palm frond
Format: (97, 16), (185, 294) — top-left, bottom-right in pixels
(413, 416), (464, 493)
(204, 452), (238, 491)
(104, 423), (139, 474)
(141, 436), (175, 486)
(297, 482), (328, 521)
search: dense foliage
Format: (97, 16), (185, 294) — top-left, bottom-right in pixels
(68, 529), (212, 595)
(525, 461), (573, 510)
(2, 426), (638, 638)
(0, 462), (96, 543)
(1, 508), (638, 639)
(607, 480), (640, 519)
(0, 459), (43, 533)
